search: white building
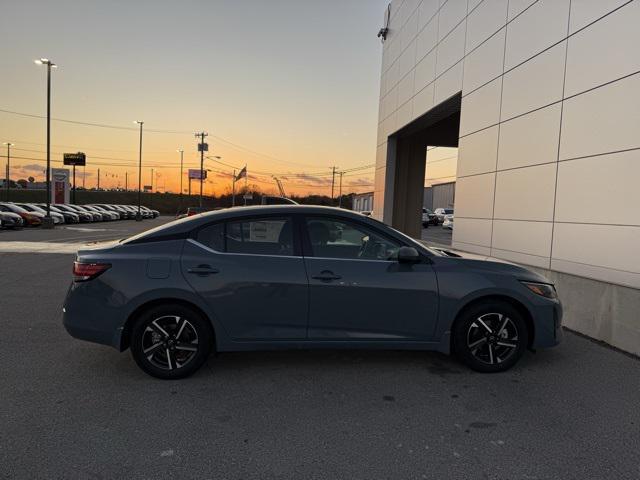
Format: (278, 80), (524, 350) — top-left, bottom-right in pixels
(373, 0), (640, 355)
(352, 191), (374, 212)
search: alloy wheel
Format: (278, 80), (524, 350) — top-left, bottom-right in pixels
(141, 315), (199, 370)
(466, 312), (519, 365)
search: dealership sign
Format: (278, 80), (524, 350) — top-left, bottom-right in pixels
(188, 169), (206, 180)
(63, 152), (86, 166)
(51, 168), (70, 204)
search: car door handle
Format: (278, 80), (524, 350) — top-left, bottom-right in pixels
(187, 265), (220, 276)
(311, 270), (342, 282)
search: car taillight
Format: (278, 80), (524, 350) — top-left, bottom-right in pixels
(73, 261), (111, 282)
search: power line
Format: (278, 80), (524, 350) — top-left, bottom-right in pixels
(1, 107), (336, 169)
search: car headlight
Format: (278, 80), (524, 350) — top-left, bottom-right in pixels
(521, 281), (557, 299)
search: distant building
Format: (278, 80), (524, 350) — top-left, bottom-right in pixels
(423, 181), (455, 211)
(352, 191), (373, 212)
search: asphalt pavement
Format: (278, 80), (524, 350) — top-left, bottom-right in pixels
(421, 225), (453, 247)
(1, 220), (639, 479)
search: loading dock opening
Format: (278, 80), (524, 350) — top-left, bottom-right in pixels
(382, 93), (461, 238)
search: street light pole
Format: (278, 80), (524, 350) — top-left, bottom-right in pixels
(195, 132), (208, 208)
(177, 149), (184, 214)
(3, 142), (13, 201)
(134, 120), (144, 221)
(35, 58), (57, 228)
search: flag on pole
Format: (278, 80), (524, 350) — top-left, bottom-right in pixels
(235, 166), (247, 181)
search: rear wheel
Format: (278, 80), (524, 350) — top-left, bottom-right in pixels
(453, 301), (528, 373)
(130, 304), (214, 379)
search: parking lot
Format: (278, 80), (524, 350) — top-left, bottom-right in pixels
(421, 225), (453, 247)
(0, 216), (169, 253)
(1, 218), (639, 479)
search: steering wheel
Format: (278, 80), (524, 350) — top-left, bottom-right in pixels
(357, 235), (370, 259)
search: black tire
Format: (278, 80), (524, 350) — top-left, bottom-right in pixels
(453, 300), (528, 373)
(422, 222), (428, 228)
(130, 304), (214, 379)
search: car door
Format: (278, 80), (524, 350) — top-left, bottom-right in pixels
(181, 215), (309, 341)
(302, 215), (439, 341)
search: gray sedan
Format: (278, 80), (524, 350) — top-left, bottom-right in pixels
(63, 206), (562, 379)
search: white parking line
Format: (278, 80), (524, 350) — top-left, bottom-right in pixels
(61, 226), (112, 232)
(0, 241), (86, 254)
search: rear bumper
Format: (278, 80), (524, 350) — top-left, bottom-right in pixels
(62, 283), (125, 350)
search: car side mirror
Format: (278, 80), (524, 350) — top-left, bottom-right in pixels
(397, 246), (420, 264)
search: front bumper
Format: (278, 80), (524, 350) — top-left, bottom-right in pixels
(531, 299), (563, 348)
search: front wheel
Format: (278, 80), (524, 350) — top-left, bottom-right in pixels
(130, 304), (214, 379)
(453, 301), (528, 373)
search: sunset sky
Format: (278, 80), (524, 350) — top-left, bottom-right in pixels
(1, 0), (455, 197)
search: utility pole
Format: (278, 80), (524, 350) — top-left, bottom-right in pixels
(338, 171), (344, 207)
(177, 148), (184, 197)
(97, 168), (100, 190)
(72, 164), (76, 204)
(195, 131), (208, 208)
(331, 166), (338, 202)
(83, 165), (86, 189)
(134, 120), (144, 221)
(150, 168), (154, 192)
(125, 172), (128, 191)
(3, 142), (13, 201)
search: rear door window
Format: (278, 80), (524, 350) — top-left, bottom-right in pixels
(226, 217), (293, 256)
(195, 223), (225, 252)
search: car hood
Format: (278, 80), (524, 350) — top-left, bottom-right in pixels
(0, 212), (22, 219)
(25, 210), (45, 217)
(428, 246), (551, 283)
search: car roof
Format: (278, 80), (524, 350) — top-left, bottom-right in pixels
(122, 205), (401, 245)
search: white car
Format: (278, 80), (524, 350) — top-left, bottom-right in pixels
(434, 208), (454, 224)
(443, 214), (454, 230)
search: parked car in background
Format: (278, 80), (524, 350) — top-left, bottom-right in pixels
(78, 205), (113, 222)
(0, 203), (43, 226)
(55, 204), (94, 223)
(422, 208), (437, 227)
(434, 208), (454, 224)
(186, 206), (204, 217)
(14, 203), (65, 224)
(124, 205), (151, 218)
(91, 204), (125, 220)
(89, 205), (119, 221)
(443, 214), (453, 230)
(63, 205), (562, 379)
(140, 206), (160, 218)
(261, 196), (298, 205)
(36, 204), (80, 224)
(0, 210), (24, 229)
